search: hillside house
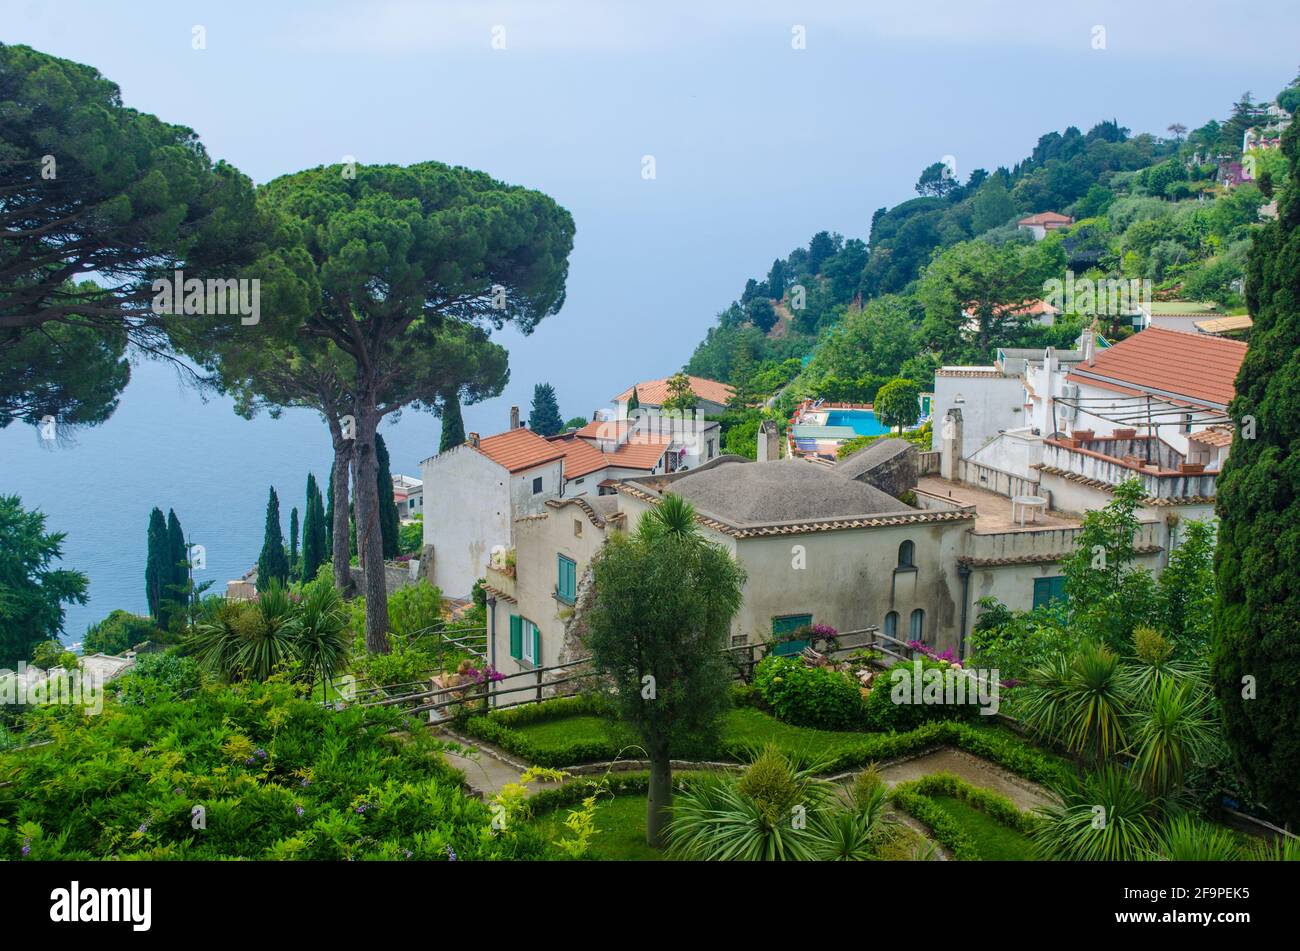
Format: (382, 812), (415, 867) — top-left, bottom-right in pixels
(612, 375), (734, 418)
(1016, 211), (1074, 240)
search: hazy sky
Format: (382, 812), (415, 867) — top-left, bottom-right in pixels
(4, 0), (1298, 436)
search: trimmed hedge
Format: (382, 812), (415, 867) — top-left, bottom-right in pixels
(523, 770), (708, 819)
(890, 772), (1040, 860)
(862, 658), (983, 731)
(463, 694), (1072, 788)
(753, 655), (866, 730)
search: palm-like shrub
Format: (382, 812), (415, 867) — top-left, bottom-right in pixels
(668, 747), (890, 861)
(1155, 814), (1243, 861)
(1019, 644), (1129, 762)
(1129, 678), (1221, 797)
(293, 579), (352, 694)
(1033, 765), (1162, 861)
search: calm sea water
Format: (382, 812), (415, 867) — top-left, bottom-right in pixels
(0, 357), (444, 644)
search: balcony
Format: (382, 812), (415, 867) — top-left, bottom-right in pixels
(1040, 433), (1218, 500)
(484, 550), (517, 602)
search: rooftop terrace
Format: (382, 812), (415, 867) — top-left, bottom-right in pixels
(916, 475), (1081, 534)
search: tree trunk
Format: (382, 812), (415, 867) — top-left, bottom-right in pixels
(352, 408), (391, 653)
(646, 749), (672, 849)
(328, 422), (354, 595)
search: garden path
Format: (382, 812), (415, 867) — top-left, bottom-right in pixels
(867, 748), (1054, 811)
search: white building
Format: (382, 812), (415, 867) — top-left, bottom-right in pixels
(1016, 211), (1074, 240)
(611, 374), (734, 418)
(392, 474), (423, 519)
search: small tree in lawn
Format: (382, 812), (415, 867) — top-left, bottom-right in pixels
(873, 378), (920, 434)
(584, 493), (746, 848)
(529, 383), (564, 437)
(256, 487), (290, 592)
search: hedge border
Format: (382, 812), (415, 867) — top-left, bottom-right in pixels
(889, 771), (1041, 860)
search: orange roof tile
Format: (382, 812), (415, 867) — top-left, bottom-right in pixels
(548, 434), (611, 479)
(474, 428), (566, 473)
(1017, 211), (1073, 226)
(1066, 327), (1245, 408)
(613, 375), (734, 407)
(1188, 425), (1234, 448)
(606, 433), (673, 470)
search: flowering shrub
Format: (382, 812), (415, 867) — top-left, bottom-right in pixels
(752, 655), (865, 731)
(863, 657), (983, 731)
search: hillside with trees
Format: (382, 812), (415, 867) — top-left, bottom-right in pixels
(686, 82), (1295, 457)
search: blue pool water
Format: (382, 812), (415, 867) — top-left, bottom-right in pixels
(824, 410), (890, 437)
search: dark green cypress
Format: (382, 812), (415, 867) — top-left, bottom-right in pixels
(301, 473), (328, 583)
(1212, 117), (1300, 825)
(375, 433), (400, 560)
(165, 509), (188, 624)
(439, 387), (466, 452)
(145, 507), (168, 620)
(289, 506), (299, 574)
(529, 383), (564, 437)
(256, 487), (290, 591)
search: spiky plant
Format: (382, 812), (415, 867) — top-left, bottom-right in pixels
(1155, 814), (1243, 861)
(1130, 678), (1222, 797)
(1019, 643), (1129, 763)
(293, 578), (352, 697)
(1033, 765), (1161, 861)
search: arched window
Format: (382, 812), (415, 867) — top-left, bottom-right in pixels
(897, 540), (915, 569)
(883, 611), (899, 639)
(909, 609), (925, 641)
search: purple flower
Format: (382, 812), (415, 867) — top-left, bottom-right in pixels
(810, 623), (838, 639)
(300, 778), (311, 787)
(403, 849), (413, 859)
(254, 748), (268, 759)
(446, 844), (458, 861)
(21, 838), (30, 857)
(295, 805), (305, 817)
(138, 823), (149, 833)
(355, 803), (369, 814)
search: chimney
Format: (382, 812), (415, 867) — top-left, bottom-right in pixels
(1084, 334), (1096, 367)
(757, 420), (780, 462)
(509, 406), (520, 430)
(468, 432), (480, 449)
(940, 408), (963, 481)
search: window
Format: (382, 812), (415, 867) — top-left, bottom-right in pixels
(1183, 414), (1194, 434)
(574, 477), (585, 485)
(883, 611), (899, 639)
(574, 519), (583, 537)
(531, 476), (543, 494)
(556, 555), (577, 604)
(897, 540), (916, 569)
(1032, 575), (1068, 610)
(510, 615), (541, 665)
(707, 438), (715, 460)
(771, 614), (813, 656)
(909, 609), (925, 641)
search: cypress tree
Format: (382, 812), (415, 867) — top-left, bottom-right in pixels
(325, 468), (335, 553)
(375, 433), (400, 560)
(529, 382), (564, 436)
(256, 487), (290, 591)
(439, 387), (466, 452)
(301, 473), (329, 582)
(145, 507), (168, 620)
(1212, 117), (1300, 826)
(165, 509), (188, 625)
(289, 506), (299, 574)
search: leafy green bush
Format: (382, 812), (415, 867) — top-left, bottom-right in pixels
(82, 610), (163, 656)
(0, 677), (546, 860)
(112, 652), (204, 706)
(753, 656), (865, 730)
(862, 658), (983, 731)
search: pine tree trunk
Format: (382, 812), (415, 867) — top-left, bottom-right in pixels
(328, 422), (354, 596)
(352, 408), (391, 654)
(646, 748), (672, 849)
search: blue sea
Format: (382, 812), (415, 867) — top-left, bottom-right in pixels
(0, 357), (446, 644)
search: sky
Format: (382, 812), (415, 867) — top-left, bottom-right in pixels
(3, 0), (1299, 442)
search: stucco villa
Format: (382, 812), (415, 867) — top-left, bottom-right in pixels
(612, 374), (734, 418)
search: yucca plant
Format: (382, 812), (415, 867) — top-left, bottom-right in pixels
(293, 578), (352, 698)
(1019, 643), (1129, 763)
(1125, 626), (1204, 697)
(667, 746), (832, 861)
(1251, 835), (1300, 861)
(1033, 765), (1162, 861)
(1155, 814), (1243, 861)
(1129, 678), (1222, 797)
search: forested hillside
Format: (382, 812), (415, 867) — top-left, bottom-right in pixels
(687, 83), (1296, 457)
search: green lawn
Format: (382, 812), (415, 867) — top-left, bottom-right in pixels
(509, 707), (877, 763)
(529, 794), (669, 861)
(927, 794), (1036, 860)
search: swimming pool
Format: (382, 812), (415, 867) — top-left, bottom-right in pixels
(824, 409), (891, 437)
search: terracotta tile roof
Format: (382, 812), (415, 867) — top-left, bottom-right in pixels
(474, 428), (566, 473)
(613, 375), (734, 407)
(548, 434), (611, 479)
(1066, 326), (1245, 408)
(606, 433), (672, 470)
(1017, 211), (1073, 226)
(575, 418), (632, 440)
(1188, 425), (1234, 448)
(963, 298), (1059, 317)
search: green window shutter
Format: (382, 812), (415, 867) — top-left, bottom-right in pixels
(533, 627), (542, 667)
(557, 555), (576, 603)
(1033, 576), (1068, 610)
(509, 615), (522, 660)
(771, 614), (813, 657)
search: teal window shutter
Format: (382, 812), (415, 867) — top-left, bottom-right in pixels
(1033, 576), (1068, 609)
(532, 626), (542, 667)
(557, 555), (576, 603)
(509, 615), (522, 660)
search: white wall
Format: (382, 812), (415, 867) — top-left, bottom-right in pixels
(931, 373), (1026, 457)
(422, 447), (511, 598)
